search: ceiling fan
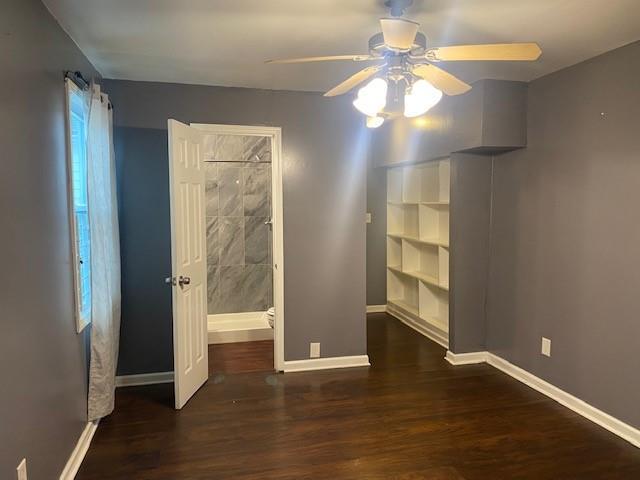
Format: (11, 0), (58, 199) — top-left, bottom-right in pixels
(266, 0), (542, 127)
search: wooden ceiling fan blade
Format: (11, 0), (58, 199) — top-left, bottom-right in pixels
(380, 18), (419, 50)
(324, 65), (383, 97)
(412, 64), (471, 96)
(265, 54), (373, 64)
(429, 43), (542, 61)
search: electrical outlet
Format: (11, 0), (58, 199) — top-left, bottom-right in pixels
(310, 342), (320, 358)
(541, 337), (551, 357)
(16, 458), (27, 480)
(366, 212), (372, 224)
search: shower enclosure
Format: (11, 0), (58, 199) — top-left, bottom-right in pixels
(203, 132), (274, 344)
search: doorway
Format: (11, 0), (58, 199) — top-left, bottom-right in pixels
(195, 123), (284, 375)
(168, 121), (284, 408)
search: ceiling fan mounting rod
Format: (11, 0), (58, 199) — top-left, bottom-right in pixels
(384, 0), (414, 17)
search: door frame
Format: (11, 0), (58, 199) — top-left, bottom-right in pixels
(191, 123), (285, 371)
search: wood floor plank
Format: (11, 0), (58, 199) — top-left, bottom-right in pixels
(77, 313), (640, 479)
(210, 339), (274, 374)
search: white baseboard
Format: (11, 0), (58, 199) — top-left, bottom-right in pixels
(486, 353), (640, 449)
(59, 421), (98, 480)
(115, 371), (174, 388)
(283, 355), (370, 373)
(366, 305), (387, 313)
(207, 312), (273, 344)
(445, 350), (488, 365)
(387, 303), (449, 348)
(208, 311), (266, 323)
(444, 350), (640, 449)
(208, 328), (273, 344)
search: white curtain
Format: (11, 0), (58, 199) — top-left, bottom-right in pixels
(86, 83), (121, 421)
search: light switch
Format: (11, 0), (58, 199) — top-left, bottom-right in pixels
(366, 212), (372, 224)
(541, 337), (551, 357)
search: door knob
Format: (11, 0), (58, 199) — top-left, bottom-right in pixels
(165, 276), (190, 287)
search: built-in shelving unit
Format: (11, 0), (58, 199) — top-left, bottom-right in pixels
(386, 159), (450, 347)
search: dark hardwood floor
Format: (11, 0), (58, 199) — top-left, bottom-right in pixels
(209, 340), (274, 375)
(78, 313), (640, 479)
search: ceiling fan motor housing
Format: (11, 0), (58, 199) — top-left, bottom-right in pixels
(368, 31), (427, 56)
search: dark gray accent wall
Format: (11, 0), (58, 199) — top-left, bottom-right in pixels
(114, 127), (174, 375)
(488, 41), (640, 428)
(0, 0), (100, 477)
(103, 79), (368, 369)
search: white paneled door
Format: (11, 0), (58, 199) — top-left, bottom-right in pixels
(167, 119), (208, 409)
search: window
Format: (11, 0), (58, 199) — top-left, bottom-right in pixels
(65, 79), (92, 332)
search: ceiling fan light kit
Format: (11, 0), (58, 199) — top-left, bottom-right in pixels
(266, 0), (542, 128)
(353, 77), (388, 117)
(404, 79), (443, 118)
(366, 116), (385, 128)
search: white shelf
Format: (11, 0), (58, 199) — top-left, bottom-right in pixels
(387, 268), (419, 315)
(386, 233), (449, 249)
(386, 159), (450, 339)
(420, 160), (450, 203)
(402, 166), (422, 203)
(388, 299), (420, 317)
(387, 204), (419, 239)
(387, 236), (402, 269)
(423, 314), (449, 333)
(419, 204), (449, 246)
(438, 246), (449, 290)
(387, 201), (448, 207)
(387, 265), (449, 292)
(419, 282), (449, 333)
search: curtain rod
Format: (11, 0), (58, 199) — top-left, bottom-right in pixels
(64, 71), (114, 110)
(64, 70), (90, 90)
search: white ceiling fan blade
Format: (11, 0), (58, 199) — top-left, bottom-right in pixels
(324, 65), (383, 97)
(412, 64), (471, 96)
(265, 54), (374, 64)
(380, 18), (419, 50)
(429, 43), (542, 62)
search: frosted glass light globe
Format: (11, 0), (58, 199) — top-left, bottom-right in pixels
(366, 116), (385, 128)
(404, 79), (443, 118)
(353, 78), (388, 117)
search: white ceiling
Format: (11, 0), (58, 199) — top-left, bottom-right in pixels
(44, 0), (640, 92)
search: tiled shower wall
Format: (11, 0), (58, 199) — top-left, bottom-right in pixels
(204, 134), (273, 315)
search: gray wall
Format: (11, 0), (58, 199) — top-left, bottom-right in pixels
(0, 0), (100, 477)
(104, 79), (368, 370)
(370, 80), (527, 167)
(487, 40), (640, 428)
(449, 153), (493, 353)
(366, 160), (387, 306)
